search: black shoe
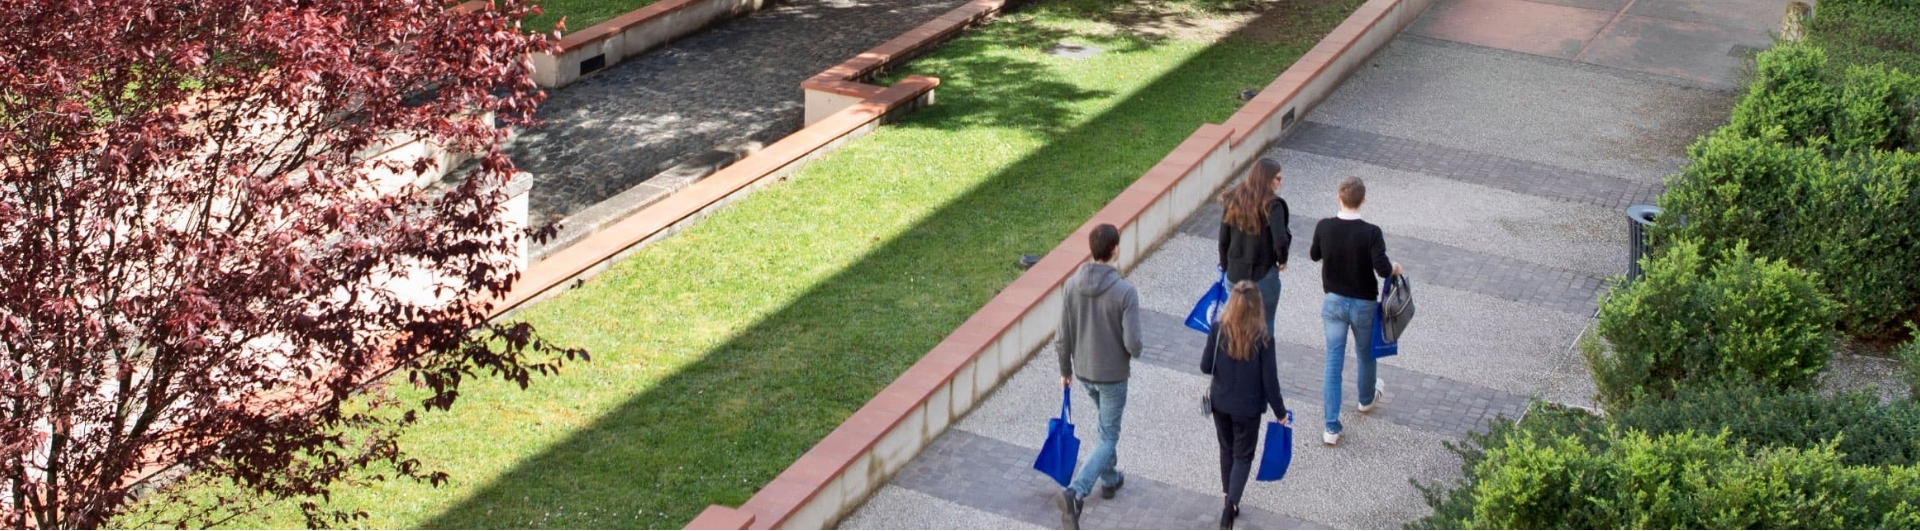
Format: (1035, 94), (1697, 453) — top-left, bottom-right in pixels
(1100, 470), (1125, 499)
(1057, 488), (1083, 530)
(1220, 501), (1239, 529)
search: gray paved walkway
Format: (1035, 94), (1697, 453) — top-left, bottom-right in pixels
(507, 0), (970, 252)
(841, 0), (1780, 527)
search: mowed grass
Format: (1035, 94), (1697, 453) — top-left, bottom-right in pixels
(524, 0), (660, 35)
(114, 0), (1360, 528)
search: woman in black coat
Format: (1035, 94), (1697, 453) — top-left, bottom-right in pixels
(1218, 157), (1291, 336)
(1201, 281), (1290, 529)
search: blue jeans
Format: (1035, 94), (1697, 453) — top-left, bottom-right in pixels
(1321, 293), (1378, 434)
(1069, 379), (1128, 497)
(1257, 269), (1281, 338)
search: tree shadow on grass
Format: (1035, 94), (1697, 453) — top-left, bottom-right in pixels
(415, 8), (1327, 531)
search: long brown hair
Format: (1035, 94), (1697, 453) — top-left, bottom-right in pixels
(1219, 281), (1268, 361)
(1223, 158), (1281, 234)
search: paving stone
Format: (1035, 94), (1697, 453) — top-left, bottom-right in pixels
(1282, 121), (1663, 211)
(891, 429), (1326, 530)
(1177, 201), (1608, 316)
(1135, 309), (1530, 438)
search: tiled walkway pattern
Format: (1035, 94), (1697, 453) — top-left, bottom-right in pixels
(837, 0), (1780, 528)
(1283, 122), (1663, 211)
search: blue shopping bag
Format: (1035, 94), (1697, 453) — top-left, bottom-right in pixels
(1370, 282), (1400, 359)
(1033, 387), (1080, 487)
(1184, 272), (1229, 333)
(1255, 411), (1293, 482)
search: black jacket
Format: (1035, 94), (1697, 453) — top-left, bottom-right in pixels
(1200, 327), (1287, 419)
(1218, 197), (1291, 283)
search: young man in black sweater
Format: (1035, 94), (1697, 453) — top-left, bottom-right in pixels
(1308, 177), (1402, 447)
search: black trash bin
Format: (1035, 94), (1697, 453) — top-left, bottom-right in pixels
(1626, 205), (1662, 281)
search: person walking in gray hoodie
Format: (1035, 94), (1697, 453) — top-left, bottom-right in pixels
(1052, 223), (1143, 530)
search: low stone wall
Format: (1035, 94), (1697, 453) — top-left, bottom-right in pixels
(682, 0), (1434, 528)
(529, 0), (770, 89)
(799, 0), (1014, 126)
(487, 78), (938, 317)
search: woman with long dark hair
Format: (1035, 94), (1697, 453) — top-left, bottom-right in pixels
(1218, 157), (1290, 336)
(1201, 281), (1289, 529)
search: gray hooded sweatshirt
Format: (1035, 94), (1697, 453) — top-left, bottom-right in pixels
(1055, 262), (1143, 383)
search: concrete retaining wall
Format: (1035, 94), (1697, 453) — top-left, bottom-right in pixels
(530, 0), (770, 89)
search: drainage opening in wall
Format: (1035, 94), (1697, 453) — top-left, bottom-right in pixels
(1281, 107), (1296, 130)
(580, 54), (607, 75)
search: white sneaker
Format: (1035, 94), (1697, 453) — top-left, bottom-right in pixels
(1358, 378), (1385, 413)
(1323, 431), (1341, 446)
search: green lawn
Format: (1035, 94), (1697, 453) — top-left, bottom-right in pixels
(525, 0), (660, 35)
(116, 0), (1360, 528)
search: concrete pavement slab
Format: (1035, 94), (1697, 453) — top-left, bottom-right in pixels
(1305, 37), (1733, 182)
(950, 353), (1457, 530)
(1576, 14), (1773, 89)
(1408, 0), (1614, 60)
(841, 486), (1043, 530)
(1624, 0), (1788, 33)
(1269, 149), (1630, 277)
(1130, 233), (1599, 406)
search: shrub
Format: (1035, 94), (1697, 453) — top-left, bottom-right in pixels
(1437, 431), (1920, 529)
(1806, 0), (1920, 78)
(1729, 43), (1838, 145)
(1899, 324), (1920, 401)
(1413, 394), (1920, 529)
(1608, 384), (1920, 467)
(1659, 133), (1920, 339)
(1833, 65), (1920, 153)
(1589, 240), (1836, 406)
(1795, 150), (1920, 337)
(1653, 131), (1828, 260)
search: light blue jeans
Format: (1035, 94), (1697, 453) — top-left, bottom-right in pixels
(1322, 293), (1378, 434)
(1069, 379), (1128, 497)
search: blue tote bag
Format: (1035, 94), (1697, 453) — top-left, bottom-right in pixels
(1184, 272), (1229, 333)
(1255, 411), (1294, 482)
(1033, 388), (1080, 487)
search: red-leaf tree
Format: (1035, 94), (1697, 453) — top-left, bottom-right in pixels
(0, 0), (582, 528)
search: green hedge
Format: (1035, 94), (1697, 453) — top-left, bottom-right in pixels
(1835, 64), (1920, 153)
(1664, 40), (1920, 339)
(1588, 240), (1836, 406)
(1414, 388), (1920, 529)
(1604, 385), (1920, 467)
(1437, 431), (1920, 529)
(1726, 42), (1920, 154)
(1900, 326), (1920, 401)
(1806, 0), (1920, 79)
(1656, 131), (1920, 338)
(1728, 43), (1841, 146)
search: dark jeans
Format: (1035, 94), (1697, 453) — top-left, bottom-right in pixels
(1212, 411), (1260, 505)
(1226, 268), (1282, 337)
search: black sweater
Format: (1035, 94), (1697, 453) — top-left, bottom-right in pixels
(1309, 217), (1393, 300)
(1200, 328), (1287, 419)
(1217, 198), (1291, 283)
